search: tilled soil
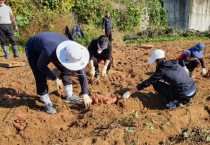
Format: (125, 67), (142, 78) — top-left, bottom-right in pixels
(0, 39), (210, 145)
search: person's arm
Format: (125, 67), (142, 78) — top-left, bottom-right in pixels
(199, 58), (206, 68)
(76, 69), (89, 95)
(179, 55), (187, 67)
(104, 59), (110, 68)
(9, 8), (18, 31)
(77, 69), (92, 107)
(106, 43), (112, 60)
(102, 17), (106, 30)
(136, 72), (161, 91)
(37, 51), (57, 80)
(199, 58), (207, 75)
(123, 70), (162, 98)
(88, 40), (95, 60)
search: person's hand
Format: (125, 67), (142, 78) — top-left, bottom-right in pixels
(183, 66), (189, 74)
(202, 68), (207, 75)
(122, 91), (131, 99)
(54, 78), (63, 90)
(90, 67), (95, 79)
(101, 66), (107, 77)
(14, 25), (19, 32)
(81, 94), (92, 107)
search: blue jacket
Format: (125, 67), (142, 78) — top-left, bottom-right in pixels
(136, 60), (196, 96)
(177, 48), (205, 68)
(72, 25), (84, 38)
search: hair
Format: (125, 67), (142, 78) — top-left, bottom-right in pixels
(156, 58), (166, 64)
(98, 35), (108, 43)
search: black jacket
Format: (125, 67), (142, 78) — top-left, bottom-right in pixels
(136, 60), (196, 96)
(88, 38), (112, 60)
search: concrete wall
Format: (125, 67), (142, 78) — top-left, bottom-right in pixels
(164, 0), (190, 30)
(189, 0), (210, 31)
(164, 0), (210, 31)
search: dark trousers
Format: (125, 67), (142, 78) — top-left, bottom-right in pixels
(92, 57), (112, 74)
(0, 24), (17, 46)
(105, 28), (112, 42)
(26, 50), (72, 95)
(153, 81), (196, 104)
(185, 60), (199, 72)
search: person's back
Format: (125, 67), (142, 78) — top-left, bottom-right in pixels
(156, 60), (196, 96)
(26, 32), (68, 56)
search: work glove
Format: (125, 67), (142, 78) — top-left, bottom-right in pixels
(54, 78), (63, 90)
(202, 68), (207, 75)
(81, 94), (92, 107)
(183, 66), (189, 74)
(90, 67), (95, 79)
(122, 91), (131, 99)
(101, 66), (107, 77)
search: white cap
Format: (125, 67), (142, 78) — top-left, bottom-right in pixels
(148, 49), (165, 64)
(56, 40), (89, 71)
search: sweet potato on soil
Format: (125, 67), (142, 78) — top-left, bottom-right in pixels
(92, 93), (121, 104)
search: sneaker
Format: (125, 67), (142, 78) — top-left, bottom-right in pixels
(14, 53), (19, 58)
(5, 54), (10, 59)
(66, 94), (82, 104)
(166, 101), (179, 109)
(45, 103), (57, 114)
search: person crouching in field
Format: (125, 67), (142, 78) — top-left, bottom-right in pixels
(25, 32), (92, 114)
(88, 35), (112, 80)
(176, 42), (207, 77)
(122, 49), (197, 109)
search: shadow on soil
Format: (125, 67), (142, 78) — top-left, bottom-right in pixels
(0, 87), (39, 110)
(115, 88), (168, 110)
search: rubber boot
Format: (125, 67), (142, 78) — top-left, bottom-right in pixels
(12, 45), (19, 57)
(1, 45), (9, 59)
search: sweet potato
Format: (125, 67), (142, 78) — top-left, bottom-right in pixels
(92, 93), (120, 104)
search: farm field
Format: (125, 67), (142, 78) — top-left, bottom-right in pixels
(0, 39), (210, 145)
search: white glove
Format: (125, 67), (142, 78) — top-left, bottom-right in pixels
(54, 78), (63, 90)
(90, 67), (95, 78)
(81, 94), (92, 107)
(183, 66), (189, 74)
(122, 91), (131, 99)
(202, 68), (207, 75)
(101, 66), (107, 77)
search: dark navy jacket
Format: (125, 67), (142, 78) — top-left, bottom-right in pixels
(102, 16), (113, 29)
(136, 60), (196, 96)
(88, 38), (112, 60)
(72, 25), (84, 38)
(25, 32), (89, 94)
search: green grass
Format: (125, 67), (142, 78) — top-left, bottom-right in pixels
(125, 36), (209, 44)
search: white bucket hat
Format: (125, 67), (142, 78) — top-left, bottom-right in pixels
(148, 49), (165, 64)
(56, 40), (89, 71)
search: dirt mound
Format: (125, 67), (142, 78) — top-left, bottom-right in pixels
(0, 39), (210, 144)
